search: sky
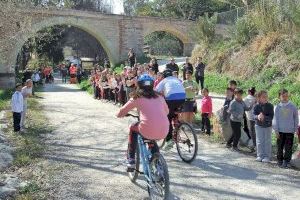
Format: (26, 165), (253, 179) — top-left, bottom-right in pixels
(110, 0), (124, 14)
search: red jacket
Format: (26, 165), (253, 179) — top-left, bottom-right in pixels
(200, 96), (212, 114)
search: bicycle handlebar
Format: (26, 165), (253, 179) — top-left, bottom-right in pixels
(125, 113), (140, 120)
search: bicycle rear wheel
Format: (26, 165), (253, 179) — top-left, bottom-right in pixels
(147, 153), (169, 200)
(176, 122), (198, 163)
(128, 144), (140, 182)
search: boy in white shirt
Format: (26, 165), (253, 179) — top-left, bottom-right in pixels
(11, 83), (24, 132)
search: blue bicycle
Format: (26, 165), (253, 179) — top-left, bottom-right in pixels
(126, 113), (170, 200)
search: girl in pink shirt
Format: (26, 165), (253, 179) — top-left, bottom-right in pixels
(200, 88), (213, 135)
(117, 74), (169, 168)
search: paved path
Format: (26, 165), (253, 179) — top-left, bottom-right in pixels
(39, 83), (300, 200)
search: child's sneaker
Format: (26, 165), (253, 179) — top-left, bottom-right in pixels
(226, 144), (232, 148)
(277, 160), (283, 167)
(281, 160), (291, 169)
(262, 158), (271, 163)
(256, 157), (263, 162)
(126, 158), (135, 172)
(163, 140), (174, 151)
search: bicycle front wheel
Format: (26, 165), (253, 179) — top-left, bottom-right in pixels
(176, 122), (198, 163)
(147, 153), (170, 200)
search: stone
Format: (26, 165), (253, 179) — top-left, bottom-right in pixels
(0, 187), (17, 199)
(291, 146), (300, 169)
(0, 144), (13, 171)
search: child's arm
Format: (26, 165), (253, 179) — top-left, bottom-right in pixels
(208, 97), (213, 117)
(273, 106), (280, 138)
(116, 99), (137, 118)
(294, 107), (299, 133)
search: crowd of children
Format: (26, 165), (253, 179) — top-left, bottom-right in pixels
(221, 80), (299, 168)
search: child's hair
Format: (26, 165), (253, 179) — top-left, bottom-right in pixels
(278, 88), (288, 97)
(186, 70), (193, 75)
(248, 87), (256, 96)
(130, 86), (159, 100)
(234, 88), (243, 95)
(229, 80), (237, 86)
(257, 90), (268, 98)
(15, 83), (22, 88)
(202, 88), (209, 93)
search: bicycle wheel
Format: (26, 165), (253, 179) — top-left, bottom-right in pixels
(147, 153), (170, 200)
(175, 122), (198, 163)
(128, 144), (140, 182)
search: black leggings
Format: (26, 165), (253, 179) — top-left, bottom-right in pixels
(227, 120), (242, 148)
(201, 113), (211, 134)
(165, 99), (185, 141)
(195, 76), (204, 90)
(277, 133), (294, 162)
(128, 131), (159, 160)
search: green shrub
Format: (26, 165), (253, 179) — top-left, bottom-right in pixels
(0, 89), (13, 111)
(232, 16), (258, 45)
(190, 13), (218, 46)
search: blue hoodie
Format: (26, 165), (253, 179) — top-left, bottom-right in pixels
(273, 101), (299, 133)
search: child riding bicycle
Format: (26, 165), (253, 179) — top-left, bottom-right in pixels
(116, 74), (169, 170)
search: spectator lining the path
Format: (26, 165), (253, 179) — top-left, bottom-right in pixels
(253, 90), (274, 163)
(11, 83), (23, 132)
(273, 89), (299, 168)
(194, 57), (205, 90)
(244, 87), (257, 151)
(200, 88), (212, 135)
(227, 88), (252, 151)
(182, 70), (199, 124)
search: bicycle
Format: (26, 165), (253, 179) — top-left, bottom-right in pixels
(158, 110), (198, 163)
(125, 113), (170, 200)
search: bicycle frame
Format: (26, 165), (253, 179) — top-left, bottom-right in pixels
(137, 134), (154, 184)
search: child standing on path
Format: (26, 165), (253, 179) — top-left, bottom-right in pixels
(21, 79), (33, 130)
(11, 83), (23, 132)
(244, 87), (257, 150)
(227, 89), (251, 151)
(253, 90), (274, 163)
(200, 88), (212, 135)
(273, 89), (299, 168)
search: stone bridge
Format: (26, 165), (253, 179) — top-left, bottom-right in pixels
(0, 5), (228, 88)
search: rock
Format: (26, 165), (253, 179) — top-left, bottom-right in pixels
(0, 175), (20, 200)
(0, 187), (17, 199)
(0, 144), (13, 171)
(291, 147), (300, 169)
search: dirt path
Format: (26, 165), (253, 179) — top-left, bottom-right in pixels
(39, 83), (299, 200)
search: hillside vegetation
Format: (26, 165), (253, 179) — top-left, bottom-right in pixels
(191, 0), (300, 108)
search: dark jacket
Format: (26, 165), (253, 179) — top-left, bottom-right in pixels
(253, 102), (274, 127)
(195, 62), (205, 77)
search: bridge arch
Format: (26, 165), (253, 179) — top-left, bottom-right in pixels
(11, 16), (117, 70)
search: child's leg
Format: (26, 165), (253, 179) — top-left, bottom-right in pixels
(255, 125), (264, 158)
(227, 120), (236, 145)
(13, 112), (21, 132)
(201, 113), (206, 131)
(277, 132), (285, 163)
(248, 120), (256, 147)
(127, 123), (139, 160)
(264, 127), (272, 159)
(284, 133), (294, 162)
(205, 114), (211, 134)
(232, 121), (241, 148)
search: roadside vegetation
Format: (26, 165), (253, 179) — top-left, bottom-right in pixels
(0, 89), (13, 111)
(3, 94), (53, 199)
(190, 0), (300, 108)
